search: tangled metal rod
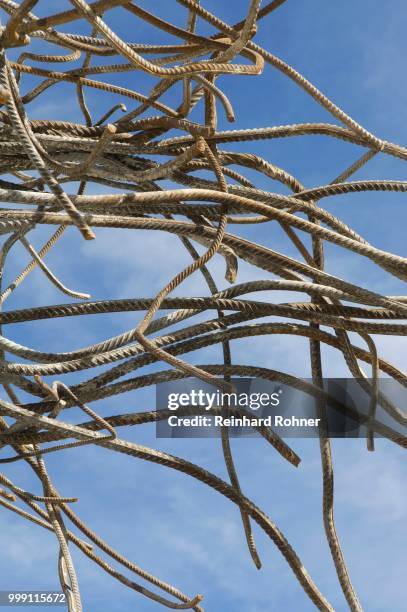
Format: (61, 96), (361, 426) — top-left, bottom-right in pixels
(0, 1), (405, 610)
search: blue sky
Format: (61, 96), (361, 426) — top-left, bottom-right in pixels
(0, 1), (406, 611)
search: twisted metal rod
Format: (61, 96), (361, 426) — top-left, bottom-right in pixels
(0, 2), (405, 611)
